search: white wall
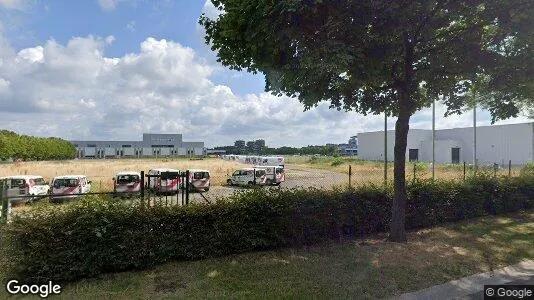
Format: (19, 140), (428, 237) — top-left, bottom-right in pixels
(177, 148), (187, 155)
(84, 147), (96, 156)
(160, 148), (171, 156)
(194, 148), (204, 156)
(437, 123), (533, 165)
(358, 129), (431, 162)
(142, 147), (153, 156)
(123, 148), (135, 156)
(358, 123), (534, 165)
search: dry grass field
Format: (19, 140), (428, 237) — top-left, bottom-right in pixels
(0, 155), (526, 192)
(285, 155), (525, 185)
(0, 158), (249, 191)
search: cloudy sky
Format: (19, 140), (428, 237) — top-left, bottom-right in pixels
(0, 0), (531, 147)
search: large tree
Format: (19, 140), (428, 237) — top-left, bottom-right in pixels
(200, 0), (534, 242)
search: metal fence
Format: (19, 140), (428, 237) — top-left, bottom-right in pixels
(1, 160), (531, 223)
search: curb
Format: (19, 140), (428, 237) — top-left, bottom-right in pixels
(395, 260), (534, 300)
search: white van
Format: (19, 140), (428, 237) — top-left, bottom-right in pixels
(187, 169), (210, 192)
(1, 175), (50, 203)
(50, 175), (91, 201)
(227, 168), (267, 186)
(253, 166), (285, 185)
(113, 171), (141, 196)
(147, 168), (180, 194)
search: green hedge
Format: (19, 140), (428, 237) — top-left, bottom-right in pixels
(2, 175), (534, 283)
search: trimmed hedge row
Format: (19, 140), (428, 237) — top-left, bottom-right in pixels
(2, 175), (534, 283)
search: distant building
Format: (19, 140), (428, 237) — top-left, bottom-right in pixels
(253, 139), (266, 152)
(246, 141), (255, 152)
(358, 123), (533, 165)
(71, 133), (205, 159)
(234, 140), (246, 149)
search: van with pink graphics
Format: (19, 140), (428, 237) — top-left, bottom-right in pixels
(147, 168), (180, 195)
(50, 175), (91, 201)
(113, 171), (141, 197)
(187, 169), (210, 192)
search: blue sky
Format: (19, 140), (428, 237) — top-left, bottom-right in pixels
(2, 0), (265, 96)
(0, 0), (531, 147)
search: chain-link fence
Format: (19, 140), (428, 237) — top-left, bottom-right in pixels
(1, 157), (533, 223)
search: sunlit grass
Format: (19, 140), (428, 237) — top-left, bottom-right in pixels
(2, 210), (530, 299)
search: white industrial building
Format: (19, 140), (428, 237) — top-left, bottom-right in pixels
(358, 122), (534, 166)
(71, 133), (205, 159)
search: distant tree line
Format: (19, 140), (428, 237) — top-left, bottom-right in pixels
(214, 145), (340, 156)
(0, 130), (76, 160)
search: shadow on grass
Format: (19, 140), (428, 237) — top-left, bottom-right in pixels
(29, 210), (532, 299)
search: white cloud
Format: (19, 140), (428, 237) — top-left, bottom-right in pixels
(0, 0), (28, 10)
(201, 0), (222, 20)
(125, 21), (135, 32)
(97, 0), (132, 11)
(0, 30), (531, 148)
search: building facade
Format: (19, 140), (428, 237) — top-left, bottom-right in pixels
(71, 133), (205, 159)
(358, 123), (534, 166)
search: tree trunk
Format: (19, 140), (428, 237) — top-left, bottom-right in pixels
(388, 94), (411, 243)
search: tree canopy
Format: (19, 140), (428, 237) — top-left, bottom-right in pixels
(200, 0), (534, 241)
(0, 130), (76, 161)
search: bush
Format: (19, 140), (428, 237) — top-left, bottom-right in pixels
(330, 157), (344, 166)
(2, 175), (534, 283)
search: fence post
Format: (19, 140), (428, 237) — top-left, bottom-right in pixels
(348, 165), (352, 188)
(181, 172), (185, 206)
(1, 181), (8, 224)
(493, 163), (498, 178)
(413, 163), (416, 183)
(185, 170), (190, 206)
(508, 160), (512, 178)
(463, 162), (466, 181)
(140, 171), (145, 203)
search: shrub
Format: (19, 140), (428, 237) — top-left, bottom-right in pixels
(2, 174), (534, 283)
(330, 157), (344, 166)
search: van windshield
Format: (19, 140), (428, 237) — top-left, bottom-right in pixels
(160, 172), (178, 180)
(10, 179), (25, 188)
(54, 179), (78, 188)
(193, 172), (209, 179)
(32, 178), (47, 185)
(116, 175), (139, 184)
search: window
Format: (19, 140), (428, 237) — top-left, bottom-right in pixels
(160, 172), (178, 180)
(116, 175), (139, 184)
(87, 144), (97, 147)
(32, 178), (46, 185)
(53, 179), (78, 188)
(193, 172), (209, 179)
(10, 179), (25, 188)
(232, 170), (241, 176)
(122, 145), (132, 148)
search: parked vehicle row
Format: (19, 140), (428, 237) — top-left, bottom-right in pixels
(0, 165), (284, 202)
(227, 166), (285, 187)
(0, 175), (92, 203)
(146, 168), (211, 195)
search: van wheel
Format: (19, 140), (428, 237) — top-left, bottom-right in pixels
(204, 187), (210, 192)
(227, 179), (233, 186)
(266, 179), (272, 186)
(248, 181), (254, 185)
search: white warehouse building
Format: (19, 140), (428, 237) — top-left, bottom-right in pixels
(71, 133), (205, 159)
(358, 122), (534, 166)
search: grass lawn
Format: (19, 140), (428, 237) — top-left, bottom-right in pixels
(3, 210), (532, 299)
